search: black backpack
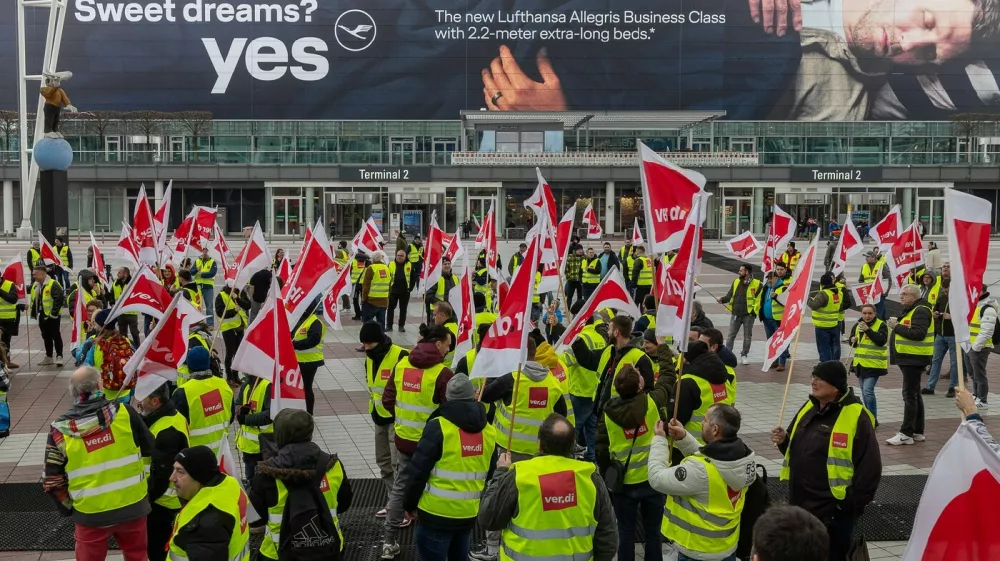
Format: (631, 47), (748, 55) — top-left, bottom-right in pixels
(279, 458), (342, 561)
(735, 464), (771, 560)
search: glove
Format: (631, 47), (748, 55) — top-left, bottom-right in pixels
(65, 105), (77, 113)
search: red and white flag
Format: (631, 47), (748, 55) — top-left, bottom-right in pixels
(275, 257), (292, 284)
(902, 421), (1000, 561)
(726, 231), (762, 260)
(123, 293), (206, 401)
(479, 202), (503, 280)
(536, 203), (577, 295)
(830, 218), (864, 275)
(37, 232), (62, 267)
(233, 222), (271, 288)
(946, 189), (992, 348)
(443, 229), (464, 265)
(525, 168), (560, 264)
(886, 222), (925, 290)
(117, 222), (140, 268)
(470, 236), (539, 379)
(89, 233), (111, 289)
(449, 249), (477, 368)
(420, 214), (445, 291)
(554, 266), (639, 353)
(232, 281), (307, 416)
(153, 179), (172, 249)
(131, 184), (158, 265)
(656, 196), (704, 350)
(582, 203), (602, 240)
(282, 222), (339, 328)
(105, 266), (173, 322)
(870, 204), (902, 252)
(631, 217), (644, 246)
(851, 276), (888, 306)
(762, 235), (818, 371)
(213, 223), (231, 258)
(1, 254), (27, 305)
(321, 262), (352, 330)
(69, 276), (89, 351)
(351, 217), (384, 254)
(638, 141), (707, 253)
(175, 206), (218, 253)
(475, 204), (492, 250)
(762, 204), (797, 274)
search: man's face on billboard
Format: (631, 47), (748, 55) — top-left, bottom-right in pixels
(845, 0), (976, 65)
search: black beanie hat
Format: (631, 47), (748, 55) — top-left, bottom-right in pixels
(174, 446), (220, 485)
(812, 360), (848, 394)
(359, 321), (383, 344)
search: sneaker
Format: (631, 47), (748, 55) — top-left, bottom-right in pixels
(375, 505), (388, 518)
(351, 316), (362, 321)
(469, 546), (499, 561)
(776, 365), (785, 372)
(740, 356), (749, 366)
(380, 543), (400, 560)
(976, 398), (989, 409)
(6, 362), (19, 370)
(55, 356), (64, 367)
(886, 432), (914, 446)
(398, 325), (406, 333)
(946, 388), (956, 398)
(920, 388), (934, 395)
(912, 433), (926, 442)
(37, 356), (54, 366)
(398, 513), (413, 528)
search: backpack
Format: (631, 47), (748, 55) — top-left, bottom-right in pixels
(279, 458), (342, 561)
(735, 464), (771, 560)
(97, 335), (134, 392)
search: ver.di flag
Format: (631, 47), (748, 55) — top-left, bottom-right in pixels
(762, 235), (819, 371)
(420, 213), (445, 291)
(830, 217), (864, 275)
(1, 254), (27, 305)
(321, 261), (352, 330)
(153, 179), (172, 249)
(37, 232), (63, 267)
(554, 266), (639, 353)
(122, 293), (206, 401)
(886, 221), (925, 290)
(525, 168), (560, 265)
(638, 141), (706, 253)
(632, 217), (644, 245)
(282, 221), (339, 328)
(233, 221), (271, 288)
(582, 203), (602, 240)
(131, 183), (158, 265)
(89, 233), (111, 289)
(117, 222), (140, 268)
(851, 276), (888, 306)
(945, 189), (992, 348)
(870, 204), (903, 252)
(104, 265), (173, 322)
(726, 231), (762, 260)
(448, 248), (476, 369)
(656, 196), (703, 351)
(762, 204), (796, 274)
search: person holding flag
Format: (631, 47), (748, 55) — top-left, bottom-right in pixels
(0, 275), (20, 370)
(191, 247), (218, 327)
(849, 304), (889, 426)
(859, 252), (890, 320)
(778, 242), (801, 272)
(292, 299), (326, 415)
(53, 237), (72, 289)
(216, 279), (251, 385)
(630, 245), (654, 305)
(30, 265), (66, 367)
(759, 271), (790, 371)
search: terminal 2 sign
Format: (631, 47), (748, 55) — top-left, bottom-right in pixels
(343, 167), (432, 182)
(790, 167), (883, 182)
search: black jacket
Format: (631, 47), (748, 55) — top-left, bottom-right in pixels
(890, 298), (934, 367)
(292, 312), (325, 365)
(850, 319), (889, 379)
(173, 474), (238, 561)
(777, 389), (882, 522)
(571, 338), (656, 403)
(595, 370), (673, 483)
(365, 336), (410, 426)
(673, 343), (730, 428)
(401, 399), (497, 529)
(141, 402), (190, 505)
(390, 260), (411, 295)
(214, 289), (251, 321)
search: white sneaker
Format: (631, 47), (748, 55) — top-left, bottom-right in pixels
(37, 356), (54, 366)
(55, 356), (64, 367)
(912, 433), (926, 442)
(740, 356), (749, 365)
(886, 432), (914, 446)
(976, 398), (989, 409)
(380, 543), (400, 560)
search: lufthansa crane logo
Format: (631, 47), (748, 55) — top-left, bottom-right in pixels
(335, 9), (377, 52)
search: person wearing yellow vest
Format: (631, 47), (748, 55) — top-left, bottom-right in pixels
(672, 341), (733, 448)
(53, 236), (73, 289)
(561, 300), (609, 462)
(473, 254), (495, 311)
(359, 321), (409, 516)
(630, 245), (655, 305)
(171, 347), (233, 457)
(69, 271), (105, 334)
(581, 246), (602, 300)
(27, 240), (42, 270)
(215, 280), (251, 384)
(250, 408), (353, 561)
(650, 403), (757, 561)
(968, 288), (997, 408)
(507, 243), (527, 277)
(191, 247), (218, 327)
(350, 252), (370, 321)
(177, 269), (204, 313)
(759, 271), (790, 370)
(859, 251), (889, 320)
(917, 271), (941, 307)
(619, 238), (635, 286)
(596, 365), (673, 561)
(111, 267), (141, 347)
(387, 249), (414, 333)
(477, 414), (618, 561)
(808, 272), (847, 363)
(473, 292), (497, 347)
(426, 256), (460, 322)
(849, 304), (888, 426)
(84, 310), (136, 403)
(43, 366), (154, 561)
(771, 361), (881, 561)
(719, 264), (761, 366)
(640, 329), (679, 389)
(30, 265), (66, 367)
(571, 315), (655, 406)
(886, 284), (934, 446)
(380, 326), (456, 555)
(363, 250), (392, 330)
(778, 241), (801, 272)
(168, 445), (250, 561)
(408, 235), (424, 291)
(564, 245), (585, 309)
(696, 328), (739, 405)
(0, 277), (22, 370)
(633, 294), (658, 336)
(292, 302), (326, 414)
(399, 374), (498, 561)
(136, 382), (190, 561)
(234, 374), (272, 487)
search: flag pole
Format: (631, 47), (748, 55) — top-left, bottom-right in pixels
(505, 363), (524, 453)
(955, 342), (966, 392)
(208, 285), (239, 354)
(775, 325), (806, 430)
(666, 353), (687, 463)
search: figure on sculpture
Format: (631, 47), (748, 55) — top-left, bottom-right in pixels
(40, 71), (76, 138)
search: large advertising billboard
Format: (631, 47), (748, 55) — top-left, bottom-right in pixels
(1, 0), (998, 121)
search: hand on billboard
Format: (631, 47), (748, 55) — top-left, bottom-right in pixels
(748, 0), (802, 36)
(482, 45), (567, 111)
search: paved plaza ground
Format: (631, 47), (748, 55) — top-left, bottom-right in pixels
(1, 235), (996, 560)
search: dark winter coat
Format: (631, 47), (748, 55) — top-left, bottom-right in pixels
(141, 401), (190, 506)
(673, 343), (731, 428)
(890, 298), (934, 367)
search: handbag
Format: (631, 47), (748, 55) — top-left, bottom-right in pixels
(602, 423), (640, 494)
(847, 534), (871, 561)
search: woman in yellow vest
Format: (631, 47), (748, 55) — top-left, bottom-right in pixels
(849, 304), (888, 427)
(234, 375), (273, 485)
(292, 301), (326, 415)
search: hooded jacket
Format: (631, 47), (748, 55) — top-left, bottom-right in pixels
(401, 399), (497, 529)
(366, 335), (410, 426)
(141, 400), (190, 506)
(890, 297), (934, 367)
(690, 301), (714, 330)
(648, 430), (757, 561)
(777, 388), (881, 522)
(43, 396), (154, 526)
(972, 293), (998, 352)
(381, 340), (455, 454)
(673, 344), (731, 428)
(571, 337), (656, 401)
(479, 361), (568, 418)
(68, 270), (103, 314)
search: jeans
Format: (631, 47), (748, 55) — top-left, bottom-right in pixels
(531, 303), (543, 322)
(899, 365), (925, 437)
(614, 484), (664, 561)
(198, 284), (215, 327)
(968, 348), (991, 402)
(725, 314), (754, 357)
(384, 451), (413, 544)
(143, 314), (153, 336)
(815, 327), (841, 362)
(858, 376), (879, 420)
(363, 302), (387, 331)
(875, 298), (887, 320)
(825, 515), (857, 561)
(926, 336), (958, 391)
(582, 283), (598, 302)
(374, 422), (398, 495)
(415, 525), (472, 561)
(569, 395), (597, 462)
(762, 317), (790, 365)
(75, 516), (147, 561)
(387, 292), (410, 328)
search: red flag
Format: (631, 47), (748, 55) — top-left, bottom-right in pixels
(497, 279), (509, 310)
(105, 266), (173, 321)
(233, 222), (271, 287)
(762, 204), (796, 274)
(762, 236), (819, 371)
(726, 231), (762, 260)
(631, 217), (644, 245)
(851, 276), (888, 306)
(88, 233), (110, 289)
(282, 222), (339, 328)
(537, 204), (576, 295)
(173, 215), (194, 250)
(122, 293), (206, 399)
(471, 237), (540, 379)
(475, 205), (491, 250)
(448, 249), (476, 368)
(70, 274), (89, 351)
(582, 203), (602, 240)
(902, 421), (1000, 561)
(191, 207), (218, 252)
(886, 222), (925, 289)
(232, 280), (307, 416)
(213, 223), (231, 257)
(276, 257), (292, 284)
(321, 262), (352, 330)
(830, 218), (864, 275)
(870, 204), (902, 252)
(351, 217), (383, 254)
(153, 180), (172, 249)
(132, 184), (158, 265)
(525, 168), (560, 264)
(1, 254), (27, 305)
(443, 229), (463, 265)
(554, 266), (639, 353)
(421, 215), (445, 291)
(37, 232), (62, 267)
(638, 141), (706, 253)
(656, 198), (703, 350)
(946, 189), (992, 347)
(117, 222), (140, 268)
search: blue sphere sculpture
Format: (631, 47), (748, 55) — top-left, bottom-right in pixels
(33, 137), (73, 171)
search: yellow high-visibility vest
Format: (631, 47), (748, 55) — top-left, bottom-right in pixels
(168, 475), (250, 561)
(145, 412), (188, 510)
(293, 315), (326, 363)
(235, 378), (273, 455)
(852, 320), (888, 370)
(392, 358), (447, 444)
(417, 418), (497, 519)
(367, 345), (405, 419)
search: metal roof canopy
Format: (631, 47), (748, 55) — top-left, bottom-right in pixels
(459, 110), (726, 132)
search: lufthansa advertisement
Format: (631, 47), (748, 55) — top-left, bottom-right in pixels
(1, 0), (998, 121)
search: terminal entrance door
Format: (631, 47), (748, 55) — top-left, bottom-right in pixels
(468, 196), (495, 227)
(272, 197), (302, 236)
(723, 197), (753, 236)
(917, 198), (945, 235)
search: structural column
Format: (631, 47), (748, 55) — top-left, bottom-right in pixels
(456, 187), (467, 237)
(2, 180), (13, 234)
(304, 186), (315, 232)
(900, 187), (914, 225)
(752, 187), (764, 235)
(496, 185), (507, 239)
(153, 180), (164, 208)
(604, 181), (615, 235)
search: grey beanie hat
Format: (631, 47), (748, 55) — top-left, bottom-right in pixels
(445, 374), (476, 402)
